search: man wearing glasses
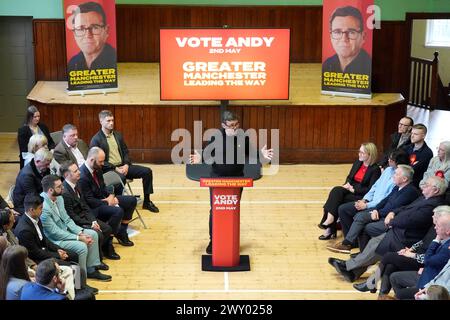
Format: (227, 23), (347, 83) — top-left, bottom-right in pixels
(68, 1), (117, 72)
(322, 6), (371, 76)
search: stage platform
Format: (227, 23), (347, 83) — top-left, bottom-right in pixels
(28, 63), (403, 106)
(27, 63), (405, 163)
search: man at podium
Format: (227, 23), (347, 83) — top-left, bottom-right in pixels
(189, 111), (273, 254)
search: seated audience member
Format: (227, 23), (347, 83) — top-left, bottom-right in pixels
(79, 147), (136, 247)
(422, 285), (450, 300)
(415, 258), (450, 299)
(60, 161), (119, 260)
(23, 134), (60, 175)
(20, 258), (67, 300)
(420, 141), (450, 188)
(404, 124), (433, 187)
(54, 124), (89, 167)
(40, 175), (111, 282)
(389, 212), (450, 299)
(0, 245), (31, 300)
(328, 164), (419, 254)
(353, 205), (449, 298)
(13, 148), (52, 214)
(337, 149), (410, 242)
(22, 134), (48, 167)
(17, 105), (55, 169)
(318, 142), (381, 240)
(90, 110), (159, 212)
(378, 117), (413, 168)
(329, 176), (447, 282)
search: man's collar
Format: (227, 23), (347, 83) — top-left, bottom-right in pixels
(25, 212), (39, 224)
(102, 128), (113, 137)
(65, 179), (77, 191)
(64, 139), (77, 149)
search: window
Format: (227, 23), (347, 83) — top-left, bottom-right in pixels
(426, 19), (450, 47)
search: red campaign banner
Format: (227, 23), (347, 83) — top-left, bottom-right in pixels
(160, 28), (290, 101)
(321, 0), (373, 98)
(64, 0), (118, 93)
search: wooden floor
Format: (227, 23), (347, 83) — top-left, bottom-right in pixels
(0, 134), (382, 300)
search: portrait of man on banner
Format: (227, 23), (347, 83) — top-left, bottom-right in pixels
(65, 0), (118, 92)
(321, 1), (373, 98)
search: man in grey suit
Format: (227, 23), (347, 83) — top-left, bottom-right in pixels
(40, 174), (111, 282)
(54, 124), (89, 167)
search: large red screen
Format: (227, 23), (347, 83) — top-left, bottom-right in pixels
(160, 29), (290, 100)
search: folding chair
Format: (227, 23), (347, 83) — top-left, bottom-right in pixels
(103, 171), (148, 229)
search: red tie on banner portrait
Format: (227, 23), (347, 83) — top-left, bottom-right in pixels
(321, 0), (374, 99)
(64, 0), (119, 95)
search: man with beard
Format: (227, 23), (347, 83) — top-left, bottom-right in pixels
(79, 147), (136, 247)
(190, 110), (274, 254)
(40, 174), (111, 281)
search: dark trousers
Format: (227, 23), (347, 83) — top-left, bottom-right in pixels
(90, 206), (123, 235)
(337, 201), (359, 238)
(209, 187), (243, 240)
(390, 270), (420, 299)
(379, 252), (421, 295)
(323, 186), (361, 220)
(115, 164), (153, 196)
(116, 195), (137, 220)
(81, 219), (113, 259)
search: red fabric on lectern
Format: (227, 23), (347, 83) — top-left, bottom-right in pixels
(211, 187), (241, 267)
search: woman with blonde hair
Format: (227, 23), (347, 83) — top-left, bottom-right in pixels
(420, 141), (450, 188)
(318, 142), (381, 240)
(22, 134), (48, 167)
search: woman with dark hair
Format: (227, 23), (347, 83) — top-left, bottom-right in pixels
(0, 245), (31, 300)
(17, 105), (55, 168)
(318, 142), (381, 240)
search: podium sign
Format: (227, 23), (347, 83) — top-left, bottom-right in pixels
(200, 178), (253, 271)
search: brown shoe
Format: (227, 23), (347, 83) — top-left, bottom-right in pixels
(377, 294), (396, 300)
(326, 242), (352, 254)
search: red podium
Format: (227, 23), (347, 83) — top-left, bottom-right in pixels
(200, 177), (253, 272)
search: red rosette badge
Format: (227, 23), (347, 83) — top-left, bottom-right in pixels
(435, 170), (445, 179)
(409, 154), (417, 165)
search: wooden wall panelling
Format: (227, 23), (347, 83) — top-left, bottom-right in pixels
(33, 20), (66, 81)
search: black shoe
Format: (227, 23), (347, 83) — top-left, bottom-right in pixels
(319, 222), (337, 240)
(116, 233), (134, 247)
(74, 288), (95, 300)
(206, 241), (212, 254)
(328, 257), (346, 268)
(96, 262), (109, 271)
(104, 251), (121, 260)
(353, 282), (377, 293)
(87, 270), (112, 282)
(143, 201), (159, 213)
(84, 284), (99, 295)
(332, 261), (356, 282)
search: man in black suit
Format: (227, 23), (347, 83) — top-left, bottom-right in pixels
(329, 176), (448, 282)
(79, 147), (136, 247)
(90, 110), (159, 213)
(13, 148), (52, 214)
(14, 194), (98, 297)
(53, 124), (89, 167)
(378, 117), (414, 168)
(60, 161), (119, 260)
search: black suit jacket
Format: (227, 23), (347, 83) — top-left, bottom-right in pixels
(62, 180), (96, 227)
(375, 183), (420, 217)
(345, 160), (381, 197)
(13, 161), (50, 214)
(376, 195), (446, 255)
(13, 214), (61, 263)
(90, 130), (131, 172)
(17, 123), (55, 168)
(78, 164), (109, 209)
